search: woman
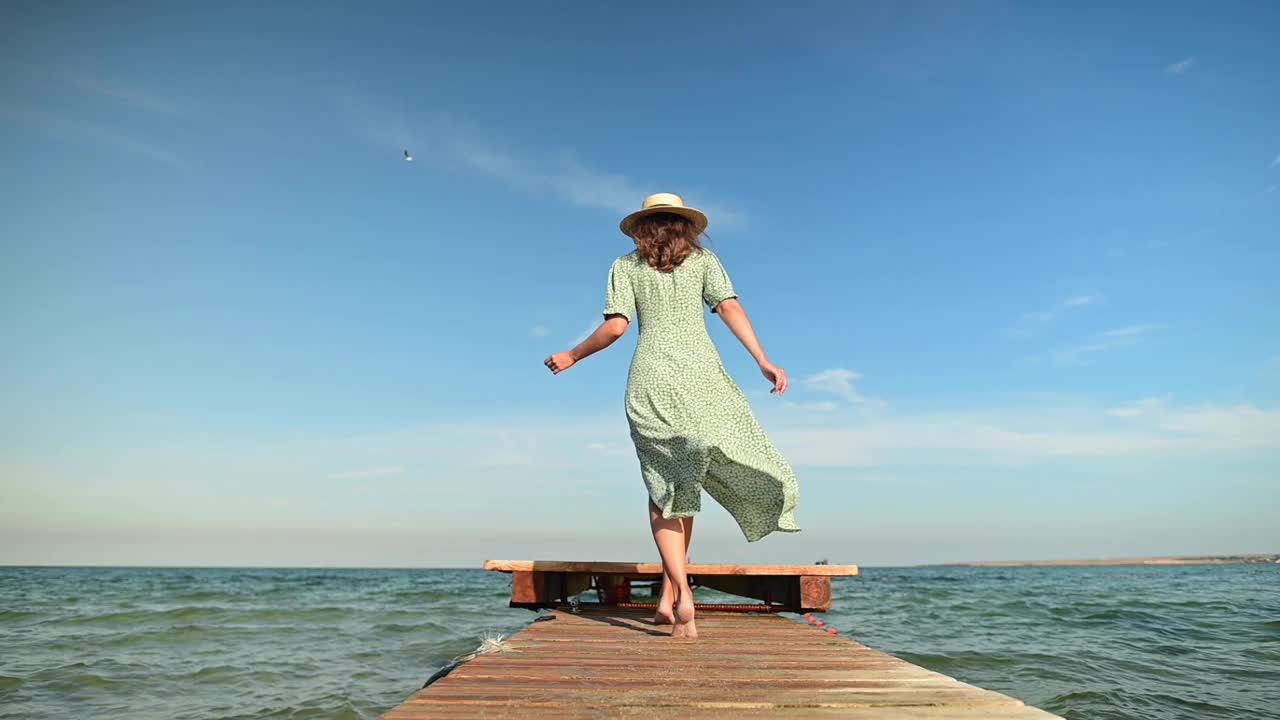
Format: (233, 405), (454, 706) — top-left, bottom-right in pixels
(543, 193), (801, 638)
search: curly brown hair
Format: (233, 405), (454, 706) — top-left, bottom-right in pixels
(627, 212), (706, 272)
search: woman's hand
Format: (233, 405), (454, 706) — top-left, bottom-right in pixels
(543, 320), (627, 377)
(544, 351), (576, 375)
(759, 359), (788, 394)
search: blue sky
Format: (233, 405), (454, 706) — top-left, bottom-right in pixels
(2, 1), (1277, 567)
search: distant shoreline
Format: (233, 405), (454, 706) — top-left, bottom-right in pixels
(932, 554), (1279, 567)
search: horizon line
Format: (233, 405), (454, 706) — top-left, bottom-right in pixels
(4, 552), (1276, 572)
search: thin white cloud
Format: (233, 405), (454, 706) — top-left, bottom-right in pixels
(329, 465), (407, 480)
(783, 400), (838, 412)
(1055, 342), (1110, 362)
(547, 149), (651, 214)
(65, 72), (187, 116)
(0, 100), (184, 167)
(1156, 405), (1280, 447)
(586, 441), (628, 457)
(1063, 294), (1101, 308)
(337, 93), (745, 227)
(1007, 293), (1104, 336)
(771, 402), (1280, 467)
(1055, 324), (1158, 365)
(1270, 153), (1279, 169)
(1165, 57), (1195, 75)
(802, 368), (868, 404)
(1101, 324), (1158, 339)
(1105, 396), (1168, 418)
(529, 325), (550, 338)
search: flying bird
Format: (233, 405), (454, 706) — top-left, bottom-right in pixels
(403, 150), (413, 162)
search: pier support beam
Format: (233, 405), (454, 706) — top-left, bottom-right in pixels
(490, 561), (855, 613)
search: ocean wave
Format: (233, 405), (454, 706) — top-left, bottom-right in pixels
(384, 589), (457, 602)
(371, 620), (449, 634)
(180, 665), (244, 682)
(897, 650), (1022, 669)
(48, 673), (129, 690)
(1080, 608), (1170, 624)
(45, 605), (358, 627)
(0, 609), (41, 622)
(166, 590), (248, 602)
(0, 675), (24, 691)
(97, 624), (220, 648)
(1046, 688), (1251, 720)
(46, 606), (227, 626)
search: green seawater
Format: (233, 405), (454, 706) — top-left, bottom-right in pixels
(1, 564), (1277, 719)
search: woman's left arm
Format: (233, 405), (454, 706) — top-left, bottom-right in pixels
(544, 315), (629, 374)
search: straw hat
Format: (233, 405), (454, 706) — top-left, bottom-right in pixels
(619, 193), (708, 236)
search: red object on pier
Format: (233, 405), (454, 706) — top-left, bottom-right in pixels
(816, 620), (825, 627)
(600, 580), (631, 604)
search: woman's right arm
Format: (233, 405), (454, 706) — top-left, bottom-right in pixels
(713, 298), (788, 394)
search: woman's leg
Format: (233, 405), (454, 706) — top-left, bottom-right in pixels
(648, 500), (697, 638)
(654, 516), (694, 625)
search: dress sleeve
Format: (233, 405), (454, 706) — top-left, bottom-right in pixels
(702, 250), (738, 313)
(603, 258), (635, 321)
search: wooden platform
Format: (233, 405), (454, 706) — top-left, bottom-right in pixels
(484, 560), (860, 613)
(378, 607), (1062, 719)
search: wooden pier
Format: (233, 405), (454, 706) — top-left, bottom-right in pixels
(377, 561), (1062, 719)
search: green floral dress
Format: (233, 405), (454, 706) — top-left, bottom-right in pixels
(603, 248), (801, 542)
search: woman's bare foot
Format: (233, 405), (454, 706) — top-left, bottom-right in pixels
(653, 591), (674, 625)
(670, 593), (697, 638)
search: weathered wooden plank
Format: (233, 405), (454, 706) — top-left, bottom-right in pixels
(451, 670), (957, 684)
(409, 693), (1026, 709)
(381, 706), (1062, 719)
(457, 661), (932, 676)
(377, 608), (1060, 719)
(484, 560), (859, 576)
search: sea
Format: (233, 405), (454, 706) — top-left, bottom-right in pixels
(1, 564), (1276, 720)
